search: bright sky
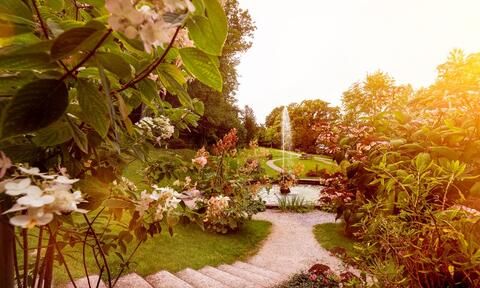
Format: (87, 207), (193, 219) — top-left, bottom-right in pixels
(236, 0), (480, 123)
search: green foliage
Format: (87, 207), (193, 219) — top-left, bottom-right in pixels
(323, 50), (480, 287)
(277, 195), (314, 213)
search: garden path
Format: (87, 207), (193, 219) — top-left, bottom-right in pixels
(250, 210), (353, 276)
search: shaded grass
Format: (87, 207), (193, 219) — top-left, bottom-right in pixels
(313, 222), (356, 257)
(55, 220), (271, 284)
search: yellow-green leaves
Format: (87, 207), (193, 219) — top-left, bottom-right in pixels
(179, 47), (222, 92)
(186, 0), (227, 56)
(50, 27), (104, 60)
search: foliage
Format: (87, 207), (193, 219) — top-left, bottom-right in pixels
(145, 129), (267, 234)
(318, 50), (480, 287)
(179, 0), (256, 146)
(262, 100), (339, 153)
(0, 0), (229, 286)
(276, 264), (366, 288)
(277, 195), (314, 213)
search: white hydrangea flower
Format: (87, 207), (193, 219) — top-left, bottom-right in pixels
(18, 167), (55, 179)
(9, 208), (54, 229)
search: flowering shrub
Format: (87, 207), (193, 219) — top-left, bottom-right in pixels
(135, 116), (175, 146)
(146, 129), (267, 234)
(0, 0), (229, 286)
(316, 53), (480, 286)
(2, 166), (85, 228)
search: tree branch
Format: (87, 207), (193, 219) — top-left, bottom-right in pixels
(115, 26), (182, 94)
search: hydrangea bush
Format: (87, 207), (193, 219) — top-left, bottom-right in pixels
(0, 0), (229, 286)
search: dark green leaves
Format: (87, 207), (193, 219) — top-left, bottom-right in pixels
(50, 27), (99, 60)
(77, 79), (111, 138)
(0, 79), (68, 138)
(0, 53), (56, 70)
(33, 119), (72, 146)
(179, 48), (222, 91)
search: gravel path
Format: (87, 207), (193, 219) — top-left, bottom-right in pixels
(250, 210), (354, 277)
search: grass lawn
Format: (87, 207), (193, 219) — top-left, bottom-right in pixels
(55, 220), (271, 284)
(238, 147), (339, 179)
(313, 222), (356, 257)
(51, 147), (272, 284)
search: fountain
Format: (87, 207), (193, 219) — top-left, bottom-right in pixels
(280, 106), (293, 194)
(257, 106), (323, 207)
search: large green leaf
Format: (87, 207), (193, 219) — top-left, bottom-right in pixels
(179, 47), (222, 92)
(33, 119), (73, 146)
(50, 27), (100, 60)
(77, 79), (111, 138)
(186, 16), (222, 56)
(0, 79), (68, 138)
(67, 116), (89, 153)
(203, 0), (227, 52)
(96, 52), (132, 79)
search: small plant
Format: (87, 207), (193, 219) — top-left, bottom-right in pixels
(277, 195), (314, 213)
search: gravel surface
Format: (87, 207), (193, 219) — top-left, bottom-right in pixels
(250, 210), (355, 277)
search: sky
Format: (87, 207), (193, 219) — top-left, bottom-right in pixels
(235, 0), (480, 123)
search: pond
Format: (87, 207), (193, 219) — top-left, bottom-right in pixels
(258, 184), (323, 207)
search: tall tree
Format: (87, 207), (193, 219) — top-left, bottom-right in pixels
(181, 0), (256, 146)
(243, 105), (258, 144)
(342, 71), (412, 124)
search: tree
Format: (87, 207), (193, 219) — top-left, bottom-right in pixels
(342, 71), (412, 124)
(243, 105), (258, 144)
(180, 0), (256, 146)
(263, 101), (339, 153)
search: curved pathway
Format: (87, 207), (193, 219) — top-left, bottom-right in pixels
(250, 210), (355, 277)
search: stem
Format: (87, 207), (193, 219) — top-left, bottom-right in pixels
(31, 0), (49, 39)
(0, 213), (16, 288)
(115, 26), (182, 93)
(23, 229), (28, 288)
(32, 226), (44, 287)
(112, 240), (143, 287)
(81, 207), (104, 288)
(59, 29), (113, 82)
(41, 235), (55, 288)
(83, 214), (112, 287)
(47, 226), (77, 288)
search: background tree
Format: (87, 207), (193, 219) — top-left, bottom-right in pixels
(263, 100), (339, 153)
(178, 0), (256, 146)
(242, 105), (258, 144)
(342, 71), (412, 125)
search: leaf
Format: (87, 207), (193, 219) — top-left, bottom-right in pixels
(77, 176), (110, 210)
(45, 0), (65, 11)
(96, 52), (132, 79)
(0, 79), (68, 138)
(77, 79), (111, 138)
(179, 47), (222, 91)
(67, 116), (89, 153)
(157, 64), (192, 109)
(104, 198), (135, 209)
(414, 153), (431, 173)
(186, 16), (222, 56)
(0, 53), (57, 70)
(0, 0), (33, 21)
(203, 0), (227, 52)
(50, 27), (99, 60)
(33, 119), (73, 146)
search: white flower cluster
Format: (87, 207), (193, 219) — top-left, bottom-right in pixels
(1, 167), (86, 229)
(136, 115), (175, 145)
(136, 185), (181, 221)
(106, 0), (195, 52)
(204, 195), (230, 222)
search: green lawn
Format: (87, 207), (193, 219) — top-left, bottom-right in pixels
(52, 147), (271, 284)
(238, 147), (339, 179)
(56, 220), (271, 284)
(313, 222), (356, 257)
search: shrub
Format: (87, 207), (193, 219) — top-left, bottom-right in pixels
(277, 195), (314, 213)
